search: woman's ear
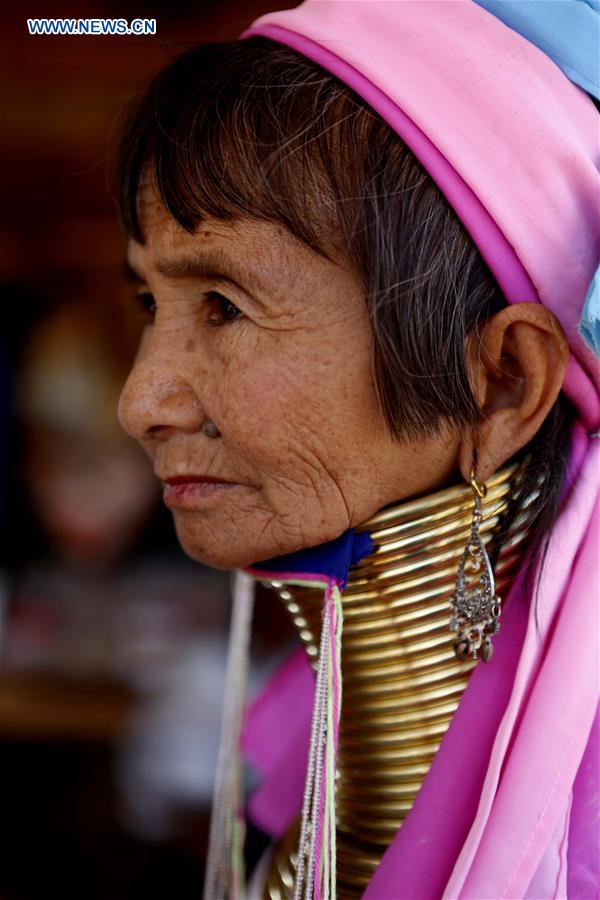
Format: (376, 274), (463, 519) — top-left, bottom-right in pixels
(458, 302), (570, 484)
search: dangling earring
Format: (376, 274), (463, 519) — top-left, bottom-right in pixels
(449, 461), (502, 663)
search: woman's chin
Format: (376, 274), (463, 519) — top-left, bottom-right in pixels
(171, 512), (344, 572)
(172, 522), (263, 571)
(177, 539), (253, 571)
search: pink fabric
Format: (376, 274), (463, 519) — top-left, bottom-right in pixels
(241, 645), (314, 838)
(448, 431), (599, 899)
(567, 702), (600, 898)
(525, 790), (572, 900)
(238, 2), (600, 896)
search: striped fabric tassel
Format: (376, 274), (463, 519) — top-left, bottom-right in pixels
(294, 580), (344, 900)
(203, 571), (255, 900)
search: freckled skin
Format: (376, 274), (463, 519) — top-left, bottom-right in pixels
(117, 183), (569, 570)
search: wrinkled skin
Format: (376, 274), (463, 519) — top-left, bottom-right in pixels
(118, 183), (569, 570)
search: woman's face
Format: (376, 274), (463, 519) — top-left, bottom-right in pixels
(118, 185), (460, 569)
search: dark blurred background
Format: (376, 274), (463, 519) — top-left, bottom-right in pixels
(0, 3), (296, 897)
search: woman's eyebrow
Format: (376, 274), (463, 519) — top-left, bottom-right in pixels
(153, 249), (275, 297)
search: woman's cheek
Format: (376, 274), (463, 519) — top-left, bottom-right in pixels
(224, 327), (302, 411)
(216, 326), (346, 467)
(227, 366), (291, 447)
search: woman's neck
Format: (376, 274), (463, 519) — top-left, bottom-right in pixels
(261, 454), (539, 899)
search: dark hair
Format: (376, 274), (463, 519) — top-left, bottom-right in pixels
(112, 36), (576, 603)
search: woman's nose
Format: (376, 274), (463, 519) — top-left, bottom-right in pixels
(118, 356), (205, 443)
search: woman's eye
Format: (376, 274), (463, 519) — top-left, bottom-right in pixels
(135, 292), (156, 319)
(132, 291), (242, 325)
(206, 292), (243, 325)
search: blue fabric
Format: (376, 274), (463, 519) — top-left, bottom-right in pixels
(249, 527), (374, 588)
(473, 0), (600, 100)
(579, 263), (600, 356)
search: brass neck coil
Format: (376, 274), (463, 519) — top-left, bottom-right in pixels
(260, 457), (539, 899)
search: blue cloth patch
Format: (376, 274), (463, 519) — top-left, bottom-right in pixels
(473, 0), (600, 100)
(579, 263), (600, 357)
(249, 528), (374, 588)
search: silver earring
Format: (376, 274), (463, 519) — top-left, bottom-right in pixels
(201, 419), (221, 439)
(449, 465), (501, 663)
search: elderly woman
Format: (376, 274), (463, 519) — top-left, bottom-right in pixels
(115, 1), (599, 898)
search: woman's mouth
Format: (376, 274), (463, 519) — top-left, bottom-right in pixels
(161, 474), (241, 508)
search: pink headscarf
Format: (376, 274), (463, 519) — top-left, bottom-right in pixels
(238, 2), (600, 896)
